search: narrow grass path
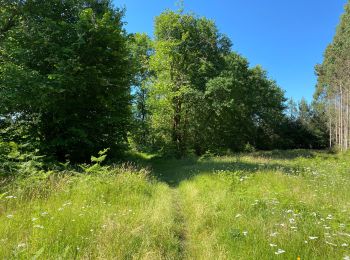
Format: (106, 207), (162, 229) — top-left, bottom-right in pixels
(170, 188), (188, 259)
(0, 150), (349, 259)
(148, 150), (350, 259)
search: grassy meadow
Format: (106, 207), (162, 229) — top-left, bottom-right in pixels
(0, 150), (350, 259)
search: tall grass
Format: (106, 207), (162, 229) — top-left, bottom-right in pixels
(0, 167), (181, 259)
(0, 150), (349, 259)
(177, 152), (350, 259)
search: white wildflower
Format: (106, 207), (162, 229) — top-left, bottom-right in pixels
(326, 215), (333, 220)
(270, 232), (278, 237)
(275, 249), (285, 255)
(269, 243), (277, 247)
(17, 243), (26, 248)
(6, 215), (14, 219)
(33, 225), (44, 229)
(342, 243), (348, 247)
(235, 214), (242, 218)
(325, 241), (337, 247)
(309, 236), (318, 240)
(32, 217), (38, 222)
(242, 231), (248, 236)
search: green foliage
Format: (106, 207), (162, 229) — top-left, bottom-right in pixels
(315, 1), (350, 151)
(129, 33), (154, 151)
(146, 10), (288, 156)
(0, 0), (132, 162)
(202, 56), (286, 152)
(0, 139), (43, 178)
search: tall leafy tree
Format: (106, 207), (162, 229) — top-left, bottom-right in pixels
(149, 10), (231, 156)
(129, 33), (154, 150)
(0, 0), (132, 162)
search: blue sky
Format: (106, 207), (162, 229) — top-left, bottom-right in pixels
(114, 0), (347, 102)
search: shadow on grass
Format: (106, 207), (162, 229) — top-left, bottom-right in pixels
(147, 157), (300, 187)
(249, 149), (319, 160)
(125, 149), (324, 187)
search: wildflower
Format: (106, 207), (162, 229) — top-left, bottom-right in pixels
(242, 231), (248, 236)
(304, 240), (308, 244)
(344, 256), (350, 260)
(289, 218), (295, 224)
(32, 218), (38, 222)
(17, 243), (26, 248)
(275, 249), (285, 255)
(325, 241), (337, 247)
(63, 202), (72, 207)
(41, 212), (48, 216)
(342, 243), (348, 247)
(340, 224), (346, 228)
(235, 214), (242, 218)
(309, 236), (318, 240)
(6, 215), (14, 219)
(58, 208), (63, 211)
(269, 243), (277, 247)
(270, 232), (278, 237)
(5, 196), (17, 199)
(34, 225), (44, 229)
(326, 214), (333, 220)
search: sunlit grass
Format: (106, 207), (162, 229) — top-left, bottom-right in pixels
(0, 168), (181, 259)
(0, 150), (349, 259)
(177, 152), (350, 259)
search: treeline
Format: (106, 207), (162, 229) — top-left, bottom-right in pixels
(316, 1), (350, 151)
(0, 0), (328, 162)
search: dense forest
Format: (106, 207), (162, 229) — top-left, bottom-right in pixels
(0, 0), (330, 163)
